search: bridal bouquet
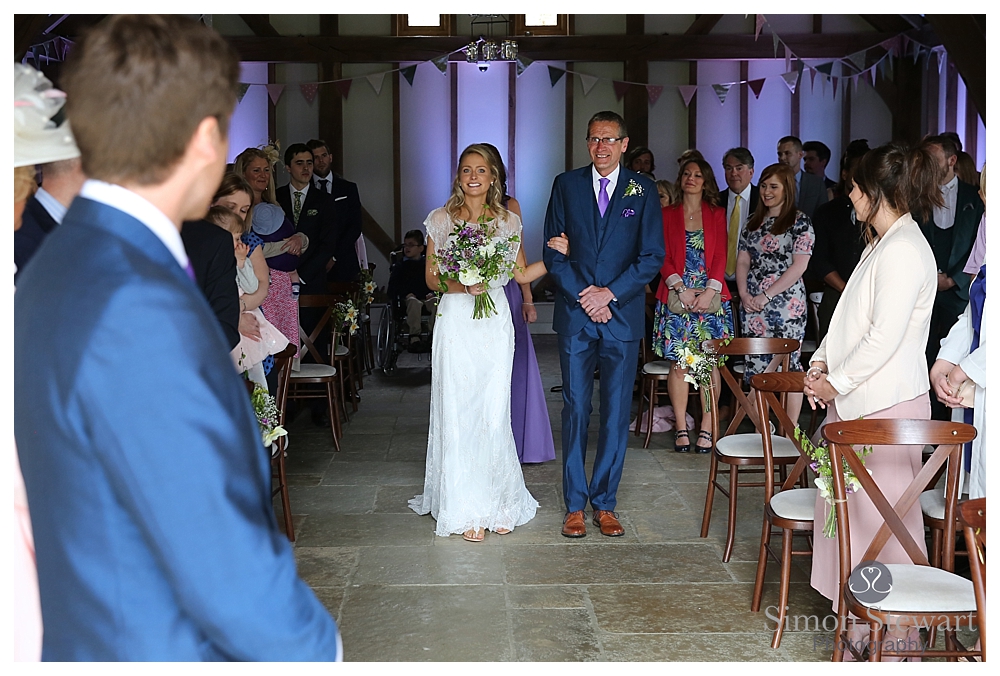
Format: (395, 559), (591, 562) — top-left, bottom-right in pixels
(793, 426), (872, 538)
(251, 384), (287, 449)
(674, 338), (728, 412)
(433, 218), (520, 319)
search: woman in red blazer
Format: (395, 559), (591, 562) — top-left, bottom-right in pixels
(652, 157), (735, 452)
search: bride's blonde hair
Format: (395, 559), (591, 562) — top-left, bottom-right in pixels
(444, 144), (509, 222)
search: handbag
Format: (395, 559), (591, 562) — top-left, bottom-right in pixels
(955, 378), (976, 409)
(667, 288), (722, 314)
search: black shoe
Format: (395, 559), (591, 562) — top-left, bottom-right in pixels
(674, 429), (691, 453)
(695, 429), (713, 453)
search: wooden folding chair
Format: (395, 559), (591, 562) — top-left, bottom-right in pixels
(700, 337), (801, 563)
(269, 343), (298, 541)
(749, 372), (816, 649)
(824, 419), (979, 662)
(959, 498), (986, 662)
(293, 294), (343, 450)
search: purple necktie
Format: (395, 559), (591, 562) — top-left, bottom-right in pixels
(184, 261), (196, 281)
(598, 177), (610, 217)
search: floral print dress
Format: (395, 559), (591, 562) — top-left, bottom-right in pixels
(738, 212), (815, 376)
(653, 229), (734, 361)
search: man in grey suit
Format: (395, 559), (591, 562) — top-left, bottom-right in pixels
(777, 135), (828, 218)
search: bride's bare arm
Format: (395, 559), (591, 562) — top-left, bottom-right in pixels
(513, 246), (547, 285)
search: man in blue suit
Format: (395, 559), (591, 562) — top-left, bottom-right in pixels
(14, 15), (341, 661)
(543, 111), (665, 538)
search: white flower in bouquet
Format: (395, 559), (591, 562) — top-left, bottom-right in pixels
(263, 424), (288, 448)
(458, 268), (483, 286)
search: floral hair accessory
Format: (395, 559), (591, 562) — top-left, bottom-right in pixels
(258, 139), (281, 167)
(14, 63), (80, 167)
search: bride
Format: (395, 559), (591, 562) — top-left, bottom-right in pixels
(409, 144), (566, 542)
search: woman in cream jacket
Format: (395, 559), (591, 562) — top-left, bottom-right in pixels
(802, 143), (942, 620)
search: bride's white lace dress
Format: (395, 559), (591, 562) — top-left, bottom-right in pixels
(408, 207), (538, 536)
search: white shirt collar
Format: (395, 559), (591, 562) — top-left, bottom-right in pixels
(290, 181), (310, 199)
(312, 173), (332, 192)
(34, 187), (68, 225)
(730, 183), (752, 204)
(79, 179), (189, 269)
(942, 175), (959, 192)
(592, 164), (621, 200)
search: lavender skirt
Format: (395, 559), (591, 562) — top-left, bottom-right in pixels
(503, 279), (556, 464)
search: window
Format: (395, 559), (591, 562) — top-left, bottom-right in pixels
(395, 14), (453, 37)
(512, 14), (570, 36)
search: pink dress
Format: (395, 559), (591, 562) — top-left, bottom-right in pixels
(231, 289), (290, 389)
(810, 393), (931, 610)
(14, 445), (42, 661)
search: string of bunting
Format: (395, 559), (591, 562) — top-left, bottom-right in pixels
(226, 15), (946, 108)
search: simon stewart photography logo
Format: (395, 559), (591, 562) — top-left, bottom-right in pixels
(848, 560), (893, 605)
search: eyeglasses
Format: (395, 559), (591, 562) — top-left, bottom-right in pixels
(586, 137), (623, 146)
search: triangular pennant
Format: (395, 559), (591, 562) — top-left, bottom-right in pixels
(678, 85), (697, 107)
(712, 83), (733, 106)
(515, 55), (533, 77)
(646, 84), (664, 105)
(299, 83), (318, 104)
(821, 74), (828, 97)
(612, 81), (630, 101)
(772, 32), (780, 58)
(809, 67), (817, 92)
(334, 79), (352, 99)
(816, 62), (834, 76)
(431, 54), (449, 75)
(366, 72), (386, 95)
(755, 14), (765, 41)
(848, 51), (867, 73)
(400, 64), (417, 86)
(937, 50), (946, 75)
(548, 65), (565, 87)
(748, 78), (765, 99)
(912, 41), (922, 65)
(868, 67), (877, 87)
(265, 83), (285, 105)
(236, 82), (251, 104)
(851, 74), (860, 92)
(780, 71), (798, 94)
(784, 45), (791, 74)
(832, 76), (839, 100)
(580, 74), (599, 96)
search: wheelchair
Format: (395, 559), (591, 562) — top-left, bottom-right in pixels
(375, 251), (436, 373)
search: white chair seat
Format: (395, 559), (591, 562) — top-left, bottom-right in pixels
(919, 489), (969, 521)
(716, 433), (800, 458)
(732, 363), (745, 374)
(808, 292), (824, 304)
(642, 360), (672, 375)
(290, 363), (337, 379)
(334, 344), (350, 357)
(360, 313), (370, 322)
(855, 564), (976, 613)
(769, 488), (818, 521)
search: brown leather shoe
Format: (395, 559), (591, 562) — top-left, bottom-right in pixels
(593, 510), (625, 537)
(561, 510), (587, 538)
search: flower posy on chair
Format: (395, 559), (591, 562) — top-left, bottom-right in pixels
(793, 426), (872, 538)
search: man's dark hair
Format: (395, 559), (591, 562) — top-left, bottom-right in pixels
(778, 135), (803, 151)
(306, 139), (329, 154)
(923, 134), (959, 159)
(722, 147), (755, 169)
(284, 143), (312, 166)
(802, 141), (832, 163)
(939, 131), (963, 153)
(587, 111), (628, 139)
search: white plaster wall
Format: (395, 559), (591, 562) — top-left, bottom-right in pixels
(571, 62), (623, 170)
(338, 14), (391, 36)
(800, 61), (843, 184)
(228, 62), (270, 165)
(748, 60), (792, 175)
(575, 15), (626, 35)
(696, 60), (741, 177)
(647, 61), (690, 182)
(274, 63), (320, 186)
(850, 79), (892, 149)
(456, 61), (509, 166)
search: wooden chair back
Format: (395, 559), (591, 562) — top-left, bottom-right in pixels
(751, 372), (811, 502)
(703, 337), (798, 439)
(297, 294), (348, 365)
(271, 343), (298, 422)
(823, 419), (977, 577)
(960, 497), (986, 658)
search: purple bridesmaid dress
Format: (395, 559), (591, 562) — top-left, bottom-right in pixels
(503, 279), (557, 463)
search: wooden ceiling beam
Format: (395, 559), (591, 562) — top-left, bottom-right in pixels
(859, 14), (914, 34)
(15, 14), (64, 59)
(238, 14), (280, 38)
(925, 14), (986, 120)
(685, 15), (723, 35)
(226, 32), (901, 63)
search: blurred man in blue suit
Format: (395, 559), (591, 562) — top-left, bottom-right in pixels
(14, 15), (341, 661)
(543, 111), (664, 538)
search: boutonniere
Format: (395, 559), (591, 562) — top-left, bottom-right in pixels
(621, 208), (636, 218)
(307, 209), (319, 216)
(623, 179), (644, 197)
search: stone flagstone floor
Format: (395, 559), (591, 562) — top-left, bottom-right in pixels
(278, 335), (959, 662)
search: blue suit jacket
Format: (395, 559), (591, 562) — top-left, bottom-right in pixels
(14, 197), (340, 661)
(542, 166), (664, 341)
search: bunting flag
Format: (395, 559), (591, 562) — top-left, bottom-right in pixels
(401, 64), (417, 86)
(772, 32), (780, 58)
(299, 83), (318, 104)
(515, 55), (533, 76)
(646, 84), (663, 105)
(678, 85), (698, 107)
(809, 68), (817, 91)
(236, 82), (251, 104)
(816, 62), (834, 76)
(780, 71), (798, 94)
(712, 83), (733, 105)
(548, 65), (565, 87)
(755, 14), (765, 41)
(431, 54), (449, 75)
(784, 45), (791, 74)
(265, 83), (285, 105)
(580, 74), (599, 95)
(848, 51), (867, 73)
(937, 51), (946, 74)
(851, 74), (860, 92)
(748, 78), (765, 99)
(868, 67), (877, 87)
(334, 79), (352, 99)
(612, 80), (630, 101)
(832, 76), (839, 100)
(366, 72), (385, 95)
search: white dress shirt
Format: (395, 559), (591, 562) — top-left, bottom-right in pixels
(79, 179), (189, 270)
(725, 183), (753, 281)
(592, 164), (620, 204)
(933, 175), (959, 230)
(290, 180), (311, 202)
(34, 187), (68, 225)
(312, 172), (332, 194)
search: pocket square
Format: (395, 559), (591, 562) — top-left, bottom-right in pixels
(622, 208), (635, 218)
(334, 196), (347, 201)
(306, 209), (319, 216)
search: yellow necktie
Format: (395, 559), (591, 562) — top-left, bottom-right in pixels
(726, 195), (741, 277)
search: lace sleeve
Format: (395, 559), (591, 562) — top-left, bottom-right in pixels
(497, 210), (522, 261)
(423, 208), (454, 247)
